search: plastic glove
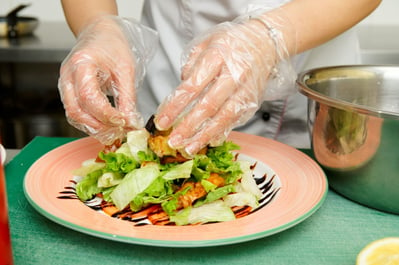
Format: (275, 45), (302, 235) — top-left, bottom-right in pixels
(58, 15), (157, 145)
(154, 9), (296, 156)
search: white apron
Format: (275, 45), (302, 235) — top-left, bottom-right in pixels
(136, 0), (361, 148)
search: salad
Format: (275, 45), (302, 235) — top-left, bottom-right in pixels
(72, 129), (263, 226)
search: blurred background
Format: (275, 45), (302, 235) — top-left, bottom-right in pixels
(0, 0), (397, 149)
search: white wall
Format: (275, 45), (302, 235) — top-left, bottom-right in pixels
(0, 0), (396, 25)
(359, 0), (399, 26)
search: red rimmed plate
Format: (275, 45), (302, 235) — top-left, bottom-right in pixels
(23, 131), (327, 247)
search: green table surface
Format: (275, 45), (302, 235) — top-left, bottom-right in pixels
(4, 136), (399, 265)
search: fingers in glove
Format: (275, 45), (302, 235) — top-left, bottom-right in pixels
(74, 62), (126, 126)
(154, 48), (224, 131)
(180, 40), (209, 81)
(111, 63), (144, 129)
(61, 77), (105, 133)
(167, 72), (236, 148)
(183, 87), (259, 156)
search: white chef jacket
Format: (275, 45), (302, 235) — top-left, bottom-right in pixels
(136, 0), (361, 149)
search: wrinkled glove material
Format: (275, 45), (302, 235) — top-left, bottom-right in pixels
(58, 15), (158, 145)
(155, 7), (296, 156)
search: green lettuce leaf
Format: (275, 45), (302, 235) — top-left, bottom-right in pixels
(192, 142), (242, 184)
(126, 129), (150, 161)
(161, 160), (194, 180)
(101, 186), (117, 202)
(97, 172), (124, 188)
(170, 200), (235, 225)
(98, 152), (138, 173)
(194, 184), (235, 207)
(223, 192), (259, 209)
(238, 160), (262, 199)
(115, 143), (133, 157)
(72, 158), (105, 177)
(161, 186), (191, 216)
(75, 169), (104, 201)
(207, 141), (240, 168)
(110, 163), (160, 210)
(129, 176), (174, 212)
(200, 179), (217, 192)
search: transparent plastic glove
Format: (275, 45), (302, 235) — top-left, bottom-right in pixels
(155, 9), (296, 156)
(58, 15), (158, 145)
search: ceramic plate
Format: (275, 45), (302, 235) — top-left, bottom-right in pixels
(23, 131), (327, 247)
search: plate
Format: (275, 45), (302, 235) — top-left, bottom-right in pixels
(23, 131), (328, 247)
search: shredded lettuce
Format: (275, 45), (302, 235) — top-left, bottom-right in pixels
(161, 186), (191, 216)
(224, 192), (259, 209)
(161, 160), (193, 180)
(200, 179), (217, 192)
(170, 200), (235, 226)
(74, 135), (262, 225)
(238, 161), (262, 200)
(191, 141), (242, 184)
(110, 163), (160, 210)
(75, 169), (104, 201)
(130, 176), (174, 211)
(126, 129), (150, 161)
(194, 184), (235, 207)
(101, 186), (116, 202)
(114, 143), (132, 156)
(97, 172), (124, 188)
(72, 158), (105, 177)
(137, 150), (159, 163)
(98, 152), (138, 173)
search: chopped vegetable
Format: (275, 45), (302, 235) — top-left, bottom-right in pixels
(170, 200), (236, 226)
(73, 131), (262, 225)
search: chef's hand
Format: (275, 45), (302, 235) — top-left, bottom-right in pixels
(155, 10), (296, 156)
(58, 15), (157, 145)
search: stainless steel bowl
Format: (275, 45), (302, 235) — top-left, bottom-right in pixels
(297, 65), (399, 214)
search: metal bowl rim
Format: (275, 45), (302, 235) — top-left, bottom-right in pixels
(296, 64), (399, 119)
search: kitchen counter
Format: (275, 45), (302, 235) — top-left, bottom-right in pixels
(5, 149), (19, 164)
(0, 21), (75, 63)
(4, 136), (399, 265)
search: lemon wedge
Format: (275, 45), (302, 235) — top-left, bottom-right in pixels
(356, 237), (399, 265)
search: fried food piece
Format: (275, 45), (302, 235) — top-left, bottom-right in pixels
(177, 182), (207, 209)
(148, 134), (177, 158)
(176, 173), (225, 209)
(148, 128), (208, 162)
(161, 153), (190, 164)
(207, 172), (225, 187)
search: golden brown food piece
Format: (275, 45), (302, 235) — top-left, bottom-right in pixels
(148, 128), (208, 162)
(207, 172), (225, 187)
(177, 182), (207, 209)
(176, 173), (225, 209)
(161, 153), (190, 164)
(148, 134), (177, 158)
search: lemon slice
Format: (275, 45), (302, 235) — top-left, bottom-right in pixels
(356, 237), (399, 265)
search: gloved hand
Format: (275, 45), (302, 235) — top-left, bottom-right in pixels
(154, 9), (296, 156)
(58, 15), (157, 145)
